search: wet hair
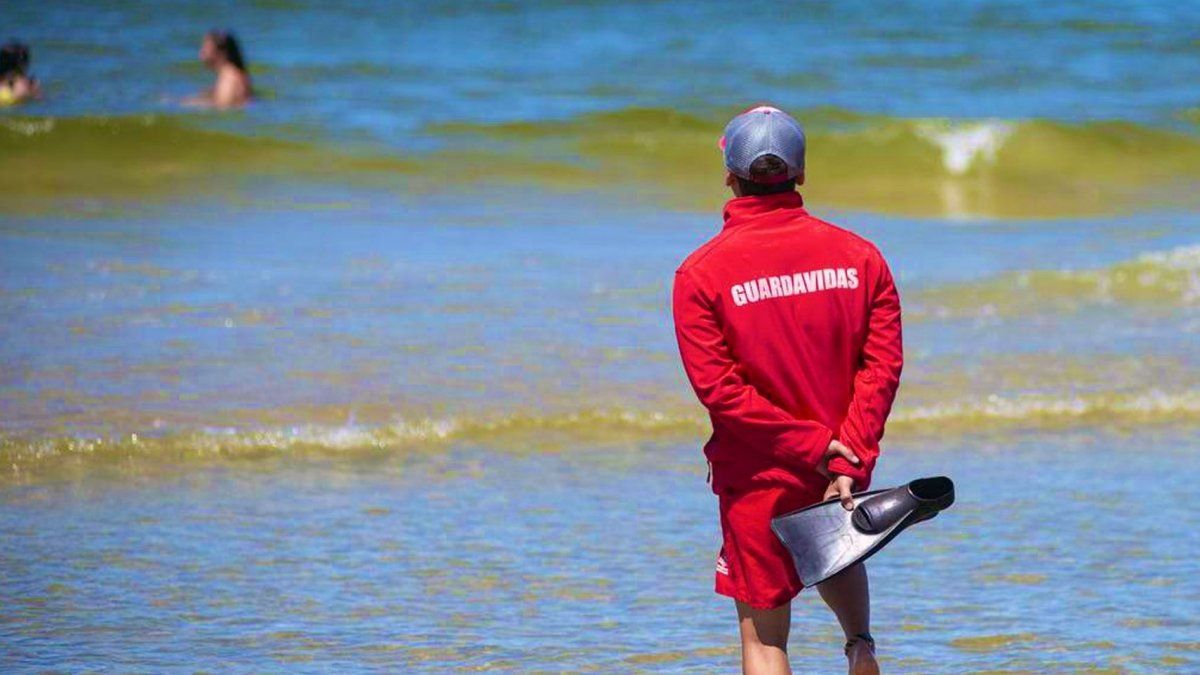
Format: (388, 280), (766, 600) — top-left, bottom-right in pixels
(0, 41), (31, 80)
(207, 30), (248, 72)
(736, 154), (797, 196)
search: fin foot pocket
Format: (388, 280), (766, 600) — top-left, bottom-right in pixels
(852, 476), (954, 534)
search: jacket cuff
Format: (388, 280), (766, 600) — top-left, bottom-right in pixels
(783, 425), (833, 472)
(827, 455), (871, 490)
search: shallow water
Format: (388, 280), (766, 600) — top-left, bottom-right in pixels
(3, 434), (1198, 672)
(3, 192), (1199, 672)
(3, 191), (1198, 460)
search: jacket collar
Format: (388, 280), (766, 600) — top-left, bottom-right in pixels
(722, 191), (805, 229)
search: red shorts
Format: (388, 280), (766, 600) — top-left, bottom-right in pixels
(716, 483), (824, 609)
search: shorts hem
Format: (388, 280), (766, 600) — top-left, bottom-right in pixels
(715, 583), (803, 610)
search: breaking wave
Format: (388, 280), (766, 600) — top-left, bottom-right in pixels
(0, 114), (415, 212)
(6, 106), (1200, 217)
(427, 106), (1200, 217)
(5, 386), (1198, 483)
(912, 244), (1200, 317)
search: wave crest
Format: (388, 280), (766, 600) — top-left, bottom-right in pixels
(6, 107), (1200, 218)
(4, 386), (1198, 483)
(913, 244), (1200, 317)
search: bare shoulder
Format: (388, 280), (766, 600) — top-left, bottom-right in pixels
(213, 71), (252, 108)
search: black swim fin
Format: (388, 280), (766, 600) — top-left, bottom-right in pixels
(770, 476), (955, 587)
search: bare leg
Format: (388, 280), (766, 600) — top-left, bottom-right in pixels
(817, 563), (879, 674)
(817, 563), (870, 637)
(736, 600), (792, 675)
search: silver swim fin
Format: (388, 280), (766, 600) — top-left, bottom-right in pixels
(770, 476), (955, 587)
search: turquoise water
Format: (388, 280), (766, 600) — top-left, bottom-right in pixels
(3, 1), (1200, 672)
(11, 1), (1200, 129)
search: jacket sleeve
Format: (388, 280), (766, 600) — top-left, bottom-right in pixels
(672, 268), (833, 471)
(827, 252), (903, 489)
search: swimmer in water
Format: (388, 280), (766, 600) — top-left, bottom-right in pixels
(184, 30), (252, 109)
(0, 41), (41, 106)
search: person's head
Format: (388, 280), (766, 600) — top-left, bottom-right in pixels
(0, 41), (31, 81)
(719, 105), (806, 197)
(200, 30), (247, 72)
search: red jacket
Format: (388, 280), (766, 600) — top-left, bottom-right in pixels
(673, 191), (902, 495)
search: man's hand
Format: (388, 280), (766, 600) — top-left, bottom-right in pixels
(823, 475), (856, 511)
(818, 439), (859, 479)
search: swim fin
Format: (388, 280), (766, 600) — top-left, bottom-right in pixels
(770, 476), (955, 587)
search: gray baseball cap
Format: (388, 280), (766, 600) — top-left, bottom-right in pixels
(719, 105), (806, 183)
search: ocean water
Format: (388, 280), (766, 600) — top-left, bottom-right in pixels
(4, 437), (1198, 672)
(2, 1), (1199, 672)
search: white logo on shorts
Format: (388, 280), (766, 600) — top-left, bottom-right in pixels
(716, 554), (730, 576)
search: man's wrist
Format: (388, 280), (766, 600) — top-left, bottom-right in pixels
(827, 455), (868, 489)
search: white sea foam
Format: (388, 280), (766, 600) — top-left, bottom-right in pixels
(919, 120), (1014, 175)
(0, 117), (55, 136)
(1136, 244), (1200, 271)
(894, 389), (1200, 425)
